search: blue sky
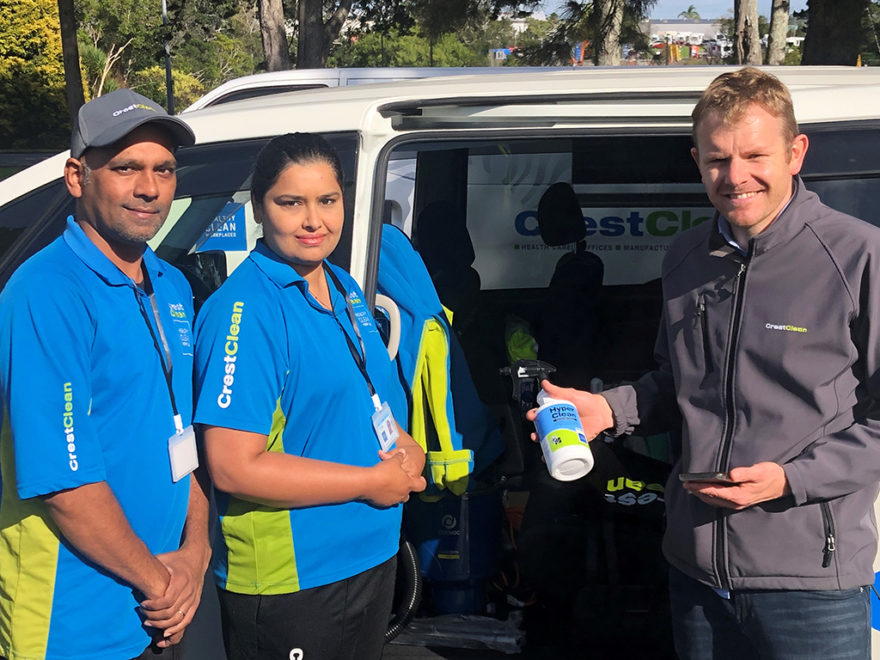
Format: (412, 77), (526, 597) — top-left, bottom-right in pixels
(541, 1), (808, 20)
(648, 0), (807, 19)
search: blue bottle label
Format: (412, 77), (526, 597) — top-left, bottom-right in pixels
(535, 403), (589, 452)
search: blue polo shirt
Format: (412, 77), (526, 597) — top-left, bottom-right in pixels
(0, 217), (194, 660)
(194, 240), (405, 595)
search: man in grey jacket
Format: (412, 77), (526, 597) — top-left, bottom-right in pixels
(534, 67), (880, 658)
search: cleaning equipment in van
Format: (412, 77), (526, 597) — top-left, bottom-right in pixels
(377, 224), (480, 494)
(378, 224), (505, 616)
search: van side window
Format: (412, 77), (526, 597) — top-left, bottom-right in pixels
(0, 133), (359, 299)
(0, 180), (73, 289)
(800, 125), (880, 227)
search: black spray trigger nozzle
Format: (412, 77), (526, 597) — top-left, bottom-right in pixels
(499, 359), (557, 414)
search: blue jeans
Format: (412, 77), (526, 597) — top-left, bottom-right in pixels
(668, 566), (870, 660)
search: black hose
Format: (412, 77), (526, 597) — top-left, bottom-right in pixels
(385, 537), (422, 642)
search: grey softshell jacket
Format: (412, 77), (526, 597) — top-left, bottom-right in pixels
(604, 177), (880, 591)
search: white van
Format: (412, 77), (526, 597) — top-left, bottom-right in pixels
(3, 66), (880, 655)
(181, 66), (571, 112)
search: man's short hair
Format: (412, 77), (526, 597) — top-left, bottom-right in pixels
(70, 88), (195, 159)
(691, 67), (799, 146)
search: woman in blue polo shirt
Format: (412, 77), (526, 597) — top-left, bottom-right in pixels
(193, 132), (426, 660)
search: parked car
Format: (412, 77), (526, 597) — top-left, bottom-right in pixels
(4, 66), (880, 656)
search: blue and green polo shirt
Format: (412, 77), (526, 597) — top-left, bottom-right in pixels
(0, 217), (194, 660)
(193, 240), (405, 595)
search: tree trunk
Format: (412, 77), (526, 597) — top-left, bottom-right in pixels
(594, 0), (623, 65)
(297, 0), (325, 68)
(735, 0), (762, 64)
(297, 0), (352, 69)
(258, 0), (289, 71)
(801, 0), (868, 65)
(765, 0), (789, 64)
(57, 0), (84, 120)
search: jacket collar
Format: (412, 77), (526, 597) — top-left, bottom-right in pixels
(708, 176), (816, 259)
(62, 216), (167, 287)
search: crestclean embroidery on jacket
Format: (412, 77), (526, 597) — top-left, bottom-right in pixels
(765, 322), (808, 333)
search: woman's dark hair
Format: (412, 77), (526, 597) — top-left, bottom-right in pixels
(251, 132), (344, 207)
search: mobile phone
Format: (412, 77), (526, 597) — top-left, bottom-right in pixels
(678, 472), (737, 484)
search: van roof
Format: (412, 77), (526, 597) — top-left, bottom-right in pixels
(181, 66), (571, 112)
(182, 66), (880, 145)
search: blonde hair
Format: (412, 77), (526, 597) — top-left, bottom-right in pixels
(692, 67), (799, 146)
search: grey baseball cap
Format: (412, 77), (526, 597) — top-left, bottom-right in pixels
(70, 89), (195, 158)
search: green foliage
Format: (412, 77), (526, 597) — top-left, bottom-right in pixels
(784, 44), (803, 65)
(76, 0), (261, 92)
(130, 66), (206, 110)
(0, 0), (69, 149)
(76, 0), (165, 76)
(174, 9), (262, 90)
(329, 28), (482, 67)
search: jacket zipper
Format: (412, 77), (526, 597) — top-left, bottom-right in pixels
(696, 298), (713, 373)
(820, 502), (837, 568)
(714, 260), (748, 591)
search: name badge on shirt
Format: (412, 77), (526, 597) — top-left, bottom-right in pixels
(168, 425), (198, 482)
(372, 401), (399, 452)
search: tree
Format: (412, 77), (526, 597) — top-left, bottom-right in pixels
(521, 0), (655, 66)
(75, 0), (250, 91)
(57, 0), (84, 120)
(678, 4), (700, 19)
(595, 0), (624, 65)
(131, 65), (205, 108)
(258, 0), (289, 70)
(734, 0), (761, 64)
(765, 0), (789, 65)
(801, 0), (869, 65)
(0, 0), (70, 149)
(297, 0), (353, 68)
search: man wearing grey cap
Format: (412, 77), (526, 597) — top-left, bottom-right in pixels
(0, 89), (210, 659)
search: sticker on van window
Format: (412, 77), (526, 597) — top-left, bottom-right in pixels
(470, 204), (714, 289)
(198, 202), (247, 253)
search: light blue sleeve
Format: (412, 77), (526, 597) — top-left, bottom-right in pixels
(0, 273), (106, 499)
(193, 280), (288, 435)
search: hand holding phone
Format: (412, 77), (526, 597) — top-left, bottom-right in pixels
(678, 471), (737, 485)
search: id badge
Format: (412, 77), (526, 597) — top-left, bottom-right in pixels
(168, 425), (199, 482)
(371, 401), (399, 452)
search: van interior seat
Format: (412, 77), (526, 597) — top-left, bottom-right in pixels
(534, 182), (606, 389)
(413, 201), (504, 400)
(414, 200), (481, 320)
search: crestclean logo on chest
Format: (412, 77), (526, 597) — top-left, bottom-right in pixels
(765, 322), (808, 333)
(216, 301), (244, 409)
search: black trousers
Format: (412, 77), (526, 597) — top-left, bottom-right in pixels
(131, 635), (186, 660)
(218, 556), (397, 660)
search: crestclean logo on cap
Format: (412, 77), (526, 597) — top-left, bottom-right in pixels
(112, 103), (157, 117)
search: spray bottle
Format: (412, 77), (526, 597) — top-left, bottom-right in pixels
(533, 389), (594, 482)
